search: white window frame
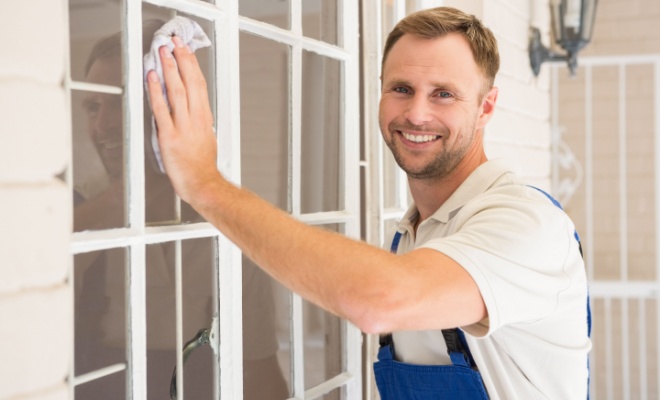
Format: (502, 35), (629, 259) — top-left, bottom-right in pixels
(361, 0), (438, 398)
(66, 0), (361, 398)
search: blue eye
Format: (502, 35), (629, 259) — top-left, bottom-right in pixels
(393, 87), (410, 94)
(437, 91), (452, 98)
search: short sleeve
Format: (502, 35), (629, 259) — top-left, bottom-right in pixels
(421, 188), (577, 337)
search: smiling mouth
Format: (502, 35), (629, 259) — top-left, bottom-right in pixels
(99, 138), (122, 151)
(399, 131), (441, 143)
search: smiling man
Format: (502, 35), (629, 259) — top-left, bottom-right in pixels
(146, 6), (591, 399)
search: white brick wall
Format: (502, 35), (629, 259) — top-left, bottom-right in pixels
(441, 0), (553, 189)
(0, 1), (71, 399)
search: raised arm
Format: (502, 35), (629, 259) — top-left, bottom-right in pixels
(145, 37), (486, 334)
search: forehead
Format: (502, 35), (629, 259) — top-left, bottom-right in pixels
(382, 33), (483, 88)
(86, 55), (123, 87)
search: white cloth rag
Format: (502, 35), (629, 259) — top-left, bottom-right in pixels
(143, 16), (212, 173)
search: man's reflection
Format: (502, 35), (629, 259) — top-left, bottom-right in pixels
(74, 20), (288, 399)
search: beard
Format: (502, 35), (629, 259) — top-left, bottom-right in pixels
(383, 121), (475, 181)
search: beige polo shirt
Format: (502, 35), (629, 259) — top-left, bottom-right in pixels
(389, 159), (591, 400)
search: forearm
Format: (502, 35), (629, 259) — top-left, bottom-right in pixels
(189, 174), (391, 326)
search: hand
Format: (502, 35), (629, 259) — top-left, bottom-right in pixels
(146, 36), (221, 205)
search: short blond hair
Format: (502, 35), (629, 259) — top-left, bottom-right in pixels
(382, 7), (500, 90)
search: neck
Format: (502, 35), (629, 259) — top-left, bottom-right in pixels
(408, 146), (488, 224)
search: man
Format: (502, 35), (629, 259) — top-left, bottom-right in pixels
(146, 7), (591, 399)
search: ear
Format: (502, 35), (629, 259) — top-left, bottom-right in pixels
(476, 86), (498, 130)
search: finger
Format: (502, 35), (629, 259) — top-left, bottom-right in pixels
(170, 36), (213, 117)
(159, 44), (190, 118)
(146, 70), (175, 134)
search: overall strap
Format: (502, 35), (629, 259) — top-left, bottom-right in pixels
(442, 328), (479, 369)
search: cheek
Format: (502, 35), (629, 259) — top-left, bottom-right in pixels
(378, 99), (399, 126)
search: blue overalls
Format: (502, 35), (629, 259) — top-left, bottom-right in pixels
(373, 187), (591, 400)
(373, 229), (489, 399)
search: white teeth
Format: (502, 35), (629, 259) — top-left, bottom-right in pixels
(401, 132), (439, 143)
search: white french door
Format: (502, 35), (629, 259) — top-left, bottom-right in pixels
(67, 0), (361, 398)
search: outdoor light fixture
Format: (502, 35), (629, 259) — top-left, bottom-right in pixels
(529, 0), (598, 77)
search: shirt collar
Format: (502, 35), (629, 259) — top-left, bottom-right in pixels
(398, 159), (514, 229)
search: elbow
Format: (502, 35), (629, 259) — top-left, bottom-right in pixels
(336, 290), (400, 335)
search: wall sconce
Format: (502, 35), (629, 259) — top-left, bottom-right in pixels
(529, 0), (598, 77)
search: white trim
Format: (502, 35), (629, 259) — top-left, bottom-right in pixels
(71, 223), (220, 253)
(69, 81), (123, 94)
(142, 0), (226, 21)
(124, 2), (147, 398)
(304, 372), (354, 399)
(214, 0), (244, 397)
(239, 17), (351, 62)
(72, 363), (127, 386)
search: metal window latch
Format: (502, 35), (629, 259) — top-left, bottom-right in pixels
(169, 316), (218, 399)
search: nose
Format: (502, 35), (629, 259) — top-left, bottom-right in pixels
(92, 96), (123, 140)
(403, 93), (433, 126)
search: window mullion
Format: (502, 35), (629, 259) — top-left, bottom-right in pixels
(339, 0), (362, 396)
(124, 1), (146, 399)
(214, 0), (244, 398)
(288, 0), (306, 398)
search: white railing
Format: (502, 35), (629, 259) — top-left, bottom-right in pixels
(551, 55), (660, 400)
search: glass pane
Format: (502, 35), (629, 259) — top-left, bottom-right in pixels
(304, 224), (344, 390)
(145, 238), (216, 398)
(303, 301), (343, 390)
(240, 33), (290, 211)
(382, 150), (402, 210)
(72, 88), (126, 231)
(239, 34), (291, 398)
(69, 0), (122, 83)
(74, 248), (127, 399)
(143, 4), (217, 226)
(243, 256), (291, 399)
(320, 387), (342, 400)
(302, 0), (339, 46)
(70, 0), (125, 231)
(240, 0), (290, 30)
(301, 52), (343, 213)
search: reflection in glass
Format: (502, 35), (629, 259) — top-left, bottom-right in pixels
(240, 0), (290, 30)
(240, 33), (289, 210)
(74, 248), (127, 399)
(70, 0), (126, 231)
(239, 32), (291, 399)
(303, 225), (344, 392)
(69, 0), (122, 83)
(304, 298), (343, 391)
(301, 51), (343, 213)
(144, 239), (216, 399)
(302, 0), (339, 45)
(142, 4), (216, 226)
(243, 257), (291, 399)
(72, 86), (127, 231)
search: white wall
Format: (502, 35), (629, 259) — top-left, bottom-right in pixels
(0, 1), (71, 400)
(445, 0), (554, 190)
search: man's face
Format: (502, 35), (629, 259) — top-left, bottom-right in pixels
(379, 33), (495, 181)
(84, 55), (124, 178)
